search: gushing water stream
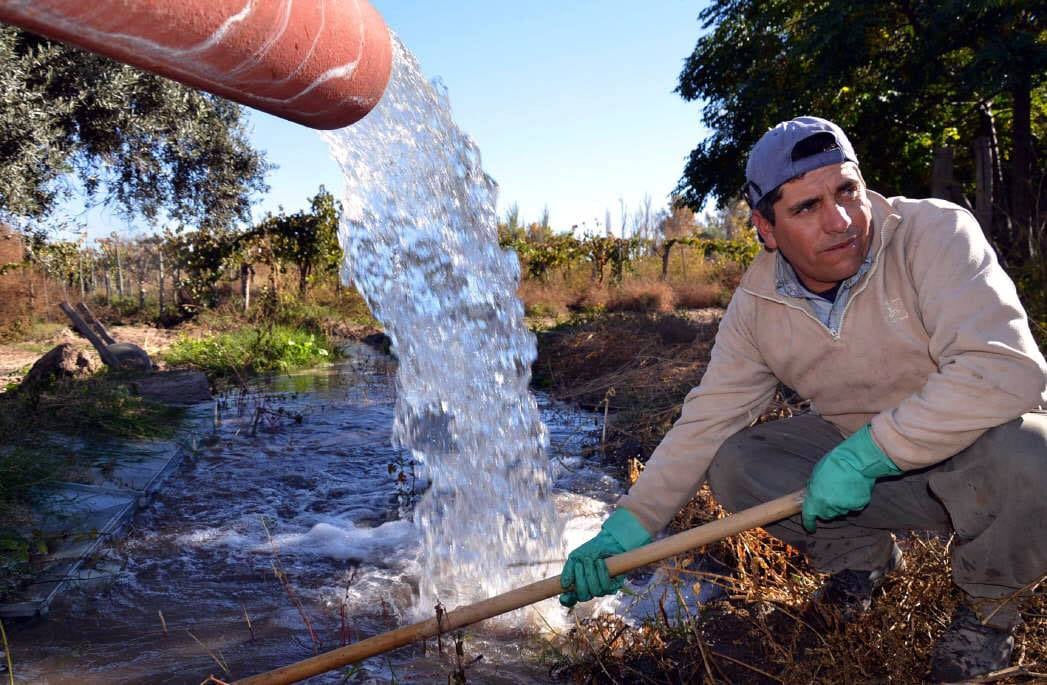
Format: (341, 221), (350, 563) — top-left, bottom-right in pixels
(322, 38), (562, 611)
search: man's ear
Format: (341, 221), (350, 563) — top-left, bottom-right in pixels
(752, 210), (778, 250)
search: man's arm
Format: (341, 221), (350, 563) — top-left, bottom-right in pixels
(617, 290), (779, 534)
(870, 201), (1047, 469)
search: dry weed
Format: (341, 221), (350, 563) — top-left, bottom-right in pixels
(673, 281), (726, 309)
(518, 279), (576, 317)
(557, 484), (1047, 684)
(570, 284), (610, 312)
(606, 280), (677, 314)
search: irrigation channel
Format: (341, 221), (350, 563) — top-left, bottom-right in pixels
(11, 347), (630, 683)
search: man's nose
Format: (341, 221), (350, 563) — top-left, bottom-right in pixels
(823, 202), (851, 233)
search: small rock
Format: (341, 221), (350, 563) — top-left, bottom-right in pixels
(106, 342), (153, 372)
(18, 343), (97, 391)
(362, 332), (394, 356)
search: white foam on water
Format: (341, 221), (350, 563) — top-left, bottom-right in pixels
(175, 526), (251, 549)
(261, 519), (417, 562)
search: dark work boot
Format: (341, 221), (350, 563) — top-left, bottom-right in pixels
(928, 604), (1016, 683)
(815, 542), (903, 621)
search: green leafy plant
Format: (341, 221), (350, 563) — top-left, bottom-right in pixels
(164, 324), (336, 383)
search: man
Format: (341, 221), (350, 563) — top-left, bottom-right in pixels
(559, 116), (1047, 682)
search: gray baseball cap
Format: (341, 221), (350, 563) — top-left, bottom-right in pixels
(745, 116), (858, 207)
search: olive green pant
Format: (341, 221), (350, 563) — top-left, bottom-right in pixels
(708, 412), (1047, 629)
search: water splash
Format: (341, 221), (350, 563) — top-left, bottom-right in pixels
(321, 38), (562, 611)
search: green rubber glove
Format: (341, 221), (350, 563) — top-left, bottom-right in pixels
(802, 425), (901, 533)
(559, 508), (651, 607)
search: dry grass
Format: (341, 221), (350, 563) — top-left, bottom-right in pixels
(674, 281), (727, 309)
(570, 284), (610, 313)
(538, 311), (1047, 684)
(518, 279), (580, 317)
(516, 249), (733, 321)
(607, 280), (677, 314)
(555, 491), (1047, 684)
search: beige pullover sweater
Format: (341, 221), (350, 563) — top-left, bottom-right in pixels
(618, 191), (1047, 534)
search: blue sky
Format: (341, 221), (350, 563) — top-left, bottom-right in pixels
(75, 1), (711, 239)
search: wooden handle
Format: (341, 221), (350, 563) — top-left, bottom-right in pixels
(234, 490), (805, 685)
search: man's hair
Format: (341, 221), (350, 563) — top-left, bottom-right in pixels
(754, 186), (784, 226)
(751, 132), (845, 227)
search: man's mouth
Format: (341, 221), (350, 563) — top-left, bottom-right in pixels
(823, 236), (858, 252)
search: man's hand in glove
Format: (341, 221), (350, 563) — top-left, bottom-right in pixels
(802, 424), (902, 532)
(559, 508), (651, 607)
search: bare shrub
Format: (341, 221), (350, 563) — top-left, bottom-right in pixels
(517, 279), (573, 317)
(673, 281), (726, 309)
(711, 259), (747, 291)
(568, 284), (610, 312)
(607, 279), (677, 313)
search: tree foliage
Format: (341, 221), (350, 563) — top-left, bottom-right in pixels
(261, 186), (343, 296)
(161, 186), (343, 310)
(0, 27), (270, 229)
(676, 0), (1045, 264)
(163, 225), (239, 309)
(499, 229), (759, 286)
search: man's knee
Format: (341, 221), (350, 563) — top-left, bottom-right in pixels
(709, 416), (838, 512)
(978, 415), (1047, 487)
(934, 415), (1047, 534)
(708, 430), (750, 511)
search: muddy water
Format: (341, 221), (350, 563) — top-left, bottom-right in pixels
(8, 347), (621, 684)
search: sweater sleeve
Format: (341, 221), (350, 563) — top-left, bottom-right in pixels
(870, 202), (1047, 470)
(617, 290), (779, 533)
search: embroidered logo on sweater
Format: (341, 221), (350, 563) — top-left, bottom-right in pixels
(885, 298), (909, 323)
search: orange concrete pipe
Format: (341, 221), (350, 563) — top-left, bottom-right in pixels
(0, 0), (393, 130)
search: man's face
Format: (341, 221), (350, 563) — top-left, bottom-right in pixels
(752, 163), (873, 293)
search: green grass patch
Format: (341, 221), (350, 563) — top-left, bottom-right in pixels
(164, 324), (336, 383)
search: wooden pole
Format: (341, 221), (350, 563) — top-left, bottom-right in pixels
(59, 301), (120, 368)
(75, 302), (116, 345)
(234, 490), (805, 685)
(157, 251), (166, 316)
(931, 147), (954, 201)
(973, 136), (993, 240)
